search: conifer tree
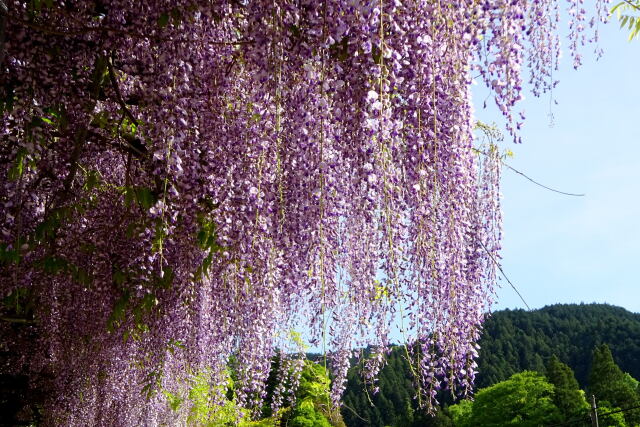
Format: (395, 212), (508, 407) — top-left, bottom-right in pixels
(546, 355), (589, 421)
(589, 344), (640, 425)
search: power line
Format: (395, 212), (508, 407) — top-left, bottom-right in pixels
(547, 402), (640, 426)
(598, 403), (640, 418)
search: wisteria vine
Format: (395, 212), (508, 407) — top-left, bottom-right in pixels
(0, 0), (606, 424)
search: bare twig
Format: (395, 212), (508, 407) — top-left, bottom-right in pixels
(623, 0), (640, 12)
(1, 317), (35, 324)
(341, 402), (370, 422)
(475, 149), (585, 197)
(86, 129), (146, 158)
(54, 56), (108, 209)
(0, 1), (7, 65)
(478, 240), (531, 310)
(12, 14), (146, 38)
(12, 14), (254, 45)
(107, 56), (139, 126)
(503, 162), (585, 197)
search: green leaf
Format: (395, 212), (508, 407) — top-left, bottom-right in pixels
(141, 370), (162, 399)
(8, 148), (27, 181)
(164, 390), (183, 411)
(71, 265), (92, 286)
(371, 45), (382, 65)
(155, 267), (174, 289)
(135, 293), (158, 324)
(39, 206), (75, 239)
(83, 170), (100, 191)
(196, 230), (208, 247)
(107, 291), (130, 333)
(0, 243), (20, 265)
(1, 82), (16, 113)
(620, 15), (629, 29)
(91, 111), (111, 129)
(41, 256), (70, 274)
(611, 1), (625, 14)
(120, 116), (138, 136)
(157, 13), (169, 28)
(122, 186), (158, 210)
(135, 187), (156, 210)
(91, 56), (110, 91)
(151, 220), (167, 254)
(2, 287), (34, 317)
(113, 268), (128, 286)
(170, 8), (181, 24)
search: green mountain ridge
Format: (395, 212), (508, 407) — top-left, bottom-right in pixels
(477, 303), (640, 389)
(341, 302), (640, 427)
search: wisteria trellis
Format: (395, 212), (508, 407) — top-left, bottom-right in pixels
(1, 0), (605, 424)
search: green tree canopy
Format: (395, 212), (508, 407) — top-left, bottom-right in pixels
(589, 344), (640, 426)
(447, 399), (473, 427)
(466, 371), (562, 426)
(287, 361), (345, 427)
(595, 400), (628, 427)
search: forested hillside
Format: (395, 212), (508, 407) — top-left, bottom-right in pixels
(342, 303), (640, 426)
(476, 303), (640, 388)
(341, 347), (453, 427)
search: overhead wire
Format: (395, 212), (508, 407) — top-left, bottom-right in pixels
(547, 403), (640, 426)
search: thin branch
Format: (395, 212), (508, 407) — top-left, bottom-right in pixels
(597, 403), (640, 418)
(503, 162), (585, 197)
(341, 402), (370, 422)
(475, 149), (585, 197)
(12, 15), (143, 38)
(12, 14), (254, 45)
(478, 240), (531, 310)
(107, 56), (139, 126)
(623, 0), (640, 12)
(54, 56), (108, 209)
(1, 317), (35, 324)
(0, 1), (7, 66)
(86, 129), (147, 158)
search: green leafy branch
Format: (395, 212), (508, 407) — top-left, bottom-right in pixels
(611, 0), (640, 40)
(194, 213), (225, 280)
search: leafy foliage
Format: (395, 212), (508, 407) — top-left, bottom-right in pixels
(611, 1), (640, 40)
(446, 366), (636, 427)
(589, 344), (640, 426)
(159, 360), (344, 427)
(447, 399), (473, 427)
(476, 303), (640, 389)
(466, 371), (562, 426)
(286, 361), (345, 427)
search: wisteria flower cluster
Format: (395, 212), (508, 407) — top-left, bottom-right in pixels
(0, 0), (605, 424)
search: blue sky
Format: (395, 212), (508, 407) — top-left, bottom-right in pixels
(473, 19), (640, 313)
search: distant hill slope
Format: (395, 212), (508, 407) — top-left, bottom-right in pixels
(476, 303), (640, 388)
(341, 303), (640, 426)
